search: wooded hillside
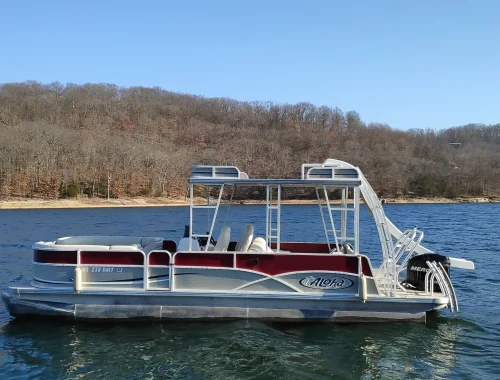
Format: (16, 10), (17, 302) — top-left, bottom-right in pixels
(0, 81), (499, 200)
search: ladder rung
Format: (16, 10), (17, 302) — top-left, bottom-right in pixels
(192, 205), (218, 209)
(320, 206), (354, 212)
(191, 234), (210, 238)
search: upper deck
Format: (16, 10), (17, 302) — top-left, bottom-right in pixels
(189, 160), (362, 188)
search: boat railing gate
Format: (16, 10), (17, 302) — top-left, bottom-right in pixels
(74, 249), (173, 292)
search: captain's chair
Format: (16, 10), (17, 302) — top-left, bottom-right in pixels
(247, 237), (273, 253)
(235, 224), (254, 252)
(213, 226), (231, 252)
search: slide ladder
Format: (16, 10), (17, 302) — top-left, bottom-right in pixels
(266, 185), (281, 252)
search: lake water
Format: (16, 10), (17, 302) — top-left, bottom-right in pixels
(0, 203), (499, 379)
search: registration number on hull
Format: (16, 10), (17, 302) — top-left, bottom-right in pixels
(81, 266), (123, 273)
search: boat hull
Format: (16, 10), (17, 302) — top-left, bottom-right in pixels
(1, 287), (447, 323)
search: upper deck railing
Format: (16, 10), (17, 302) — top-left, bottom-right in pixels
(189, 160), (361, 188)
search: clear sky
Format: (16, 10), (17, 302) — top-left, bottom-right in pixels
(1, 0), (499, 130)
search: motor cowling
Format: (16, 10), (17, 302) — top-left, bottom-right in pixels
(405, 254), (450, 291)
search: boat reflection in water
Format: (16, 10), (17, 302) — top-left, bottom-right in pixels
(1, 316), (463, 379)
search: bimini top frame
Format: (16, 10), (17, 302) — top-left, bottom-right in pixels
(187, 159), (475, 297)
(187, 159), (397, 295)
(188, 160), (363, 254)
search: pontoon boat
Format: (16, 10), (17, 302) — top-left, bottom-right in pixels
(1, 159), (475, 322)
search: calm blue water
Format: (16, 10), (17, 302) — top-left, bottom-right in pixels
(0, 204), (499, 379)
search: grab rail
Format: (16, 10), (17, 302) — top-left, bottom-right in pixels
(425, 260), (458, 312)
(436, 261), (458, 312)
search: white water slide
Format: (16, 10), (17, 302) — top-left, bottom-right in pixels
(320, 159), (475, 271)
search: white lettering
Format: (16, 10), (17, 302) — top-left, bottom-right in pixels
(410, 266), (430, 273)
(83, 266), (116, 273)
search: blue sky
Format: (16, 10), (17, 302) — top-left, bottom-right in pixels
(1, 0), (499, 130)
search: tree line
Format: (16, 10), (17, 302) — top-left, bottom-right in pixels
(0, 81), (499, 200)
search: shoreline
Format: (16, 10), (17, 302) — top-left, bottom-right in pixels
(0, 196), (499, 210)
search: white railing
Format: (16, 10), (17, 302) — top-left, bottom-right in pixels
(425, 260), (458, 312)
(74, 249), (172, 292)
(72, 249), (377, 297)
(376, 227), (424, 292)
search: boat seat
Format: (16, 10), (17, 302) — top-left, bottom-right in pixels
(213, 226), (231, 252)
(235, 224), (254, 252)
(247, 237), (273, 253)
(54, 236), (163, 254)
(139, 237), (163, 253)
(40, 243), (112, 251)
(178, 237), (201, 252)
(56, 236), (143, 246)
(109, 245), (141, 251)
(162, 240), (177, 253)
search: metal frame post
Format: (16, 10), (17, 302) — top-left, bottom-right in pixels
(341, 188), (347, 244)
(189, 184), (194, 251)
(354, 187), (360, 254)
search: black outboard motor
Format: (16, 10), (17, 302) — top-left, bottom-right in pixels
(404, 254), (450, 291)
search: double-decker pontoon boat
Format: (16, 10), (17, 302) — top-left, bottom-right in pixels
(1, 159), (475, 322)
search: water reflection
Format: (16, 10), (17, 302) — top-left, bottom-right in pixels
(1, 204), (499, 378)
(0, 317), (465, 380)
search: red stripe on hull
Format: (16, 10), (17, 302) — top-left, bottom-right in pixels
(270, 242), (331, 254)
(174, 253), (233, 268)
(34, 250), (77, 264)
(80, 251), (144, 265)
(236, 254), (359, 276)
(149, 252), (171, 266)
(361, 256), (373, 277)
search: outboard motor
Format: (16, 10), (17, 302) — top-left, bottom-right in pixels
(404, 254), (450, 291)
